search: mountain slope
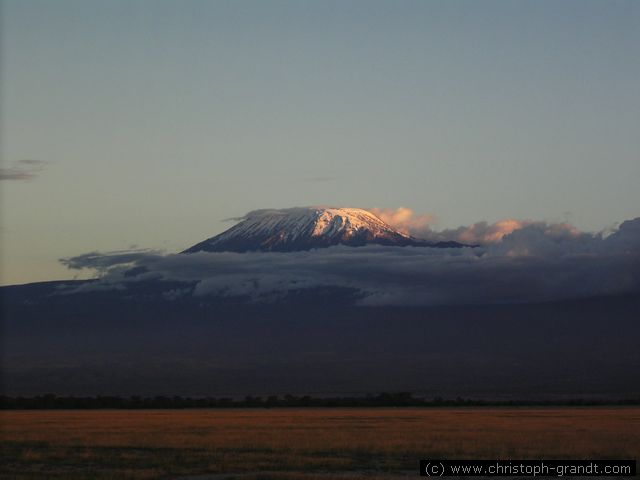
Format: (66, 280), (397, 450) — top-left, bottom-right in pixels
(183, 207), (463, 253)
(4, 280), (639, 396)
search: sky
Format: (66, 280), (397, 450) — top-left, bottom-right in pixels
(2, 0), (639, 285)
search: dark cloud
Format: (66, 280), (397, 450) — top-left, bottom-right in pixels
(223, 207), (329, 223)
(58, 218), (640, 306)
(0, 159), (48, 181)
(16, 159), (47, 166)
(60, 249), (163, 273)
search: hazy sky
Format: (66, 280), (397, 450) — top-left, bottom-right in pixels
(2, 0), (639, 285)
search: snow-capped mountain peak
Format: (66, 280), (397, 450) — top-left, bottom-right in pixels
(183, 206), (462, 253)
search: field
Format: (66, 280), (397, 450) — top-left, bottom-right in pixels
(1, 407), (639, 479)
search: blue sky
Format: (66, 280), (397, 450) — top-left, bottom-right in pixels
(2, 0), (639, 284)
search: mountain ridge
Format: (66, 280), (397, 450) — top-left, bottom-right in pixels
(183, 206), (465, 253)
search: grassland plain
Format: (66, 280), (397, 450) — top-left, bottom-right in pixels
(1, 407), (639, 480)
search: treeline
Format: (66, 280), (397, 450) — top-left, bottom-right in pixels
(2, 393), (640, 409)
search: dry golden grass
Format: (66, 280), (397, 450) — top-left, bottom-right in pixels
(1, 407), (639, 479)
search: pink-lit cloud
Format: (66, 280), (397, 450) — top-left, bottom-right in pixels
(367, 207), (434, 236)
(367, 207), (583, 247)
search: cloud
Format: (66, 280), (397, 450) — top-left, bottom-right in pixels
(366, 207), (586, 246)
(0, 159), (48, 181)
(367, 207), (434, 235)
(60, 249), (163, 274)
(58, 217), (640, 306)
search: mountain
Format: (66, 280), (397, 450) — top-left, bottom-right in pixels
(183, 207), (464, 253)
(3, 279), (640, 396)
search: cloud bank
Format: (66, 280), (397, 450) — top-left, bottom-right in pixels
(0, 159), (48, 181)
(365, 207), (583, 246)
(59, 216), (640, 306)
